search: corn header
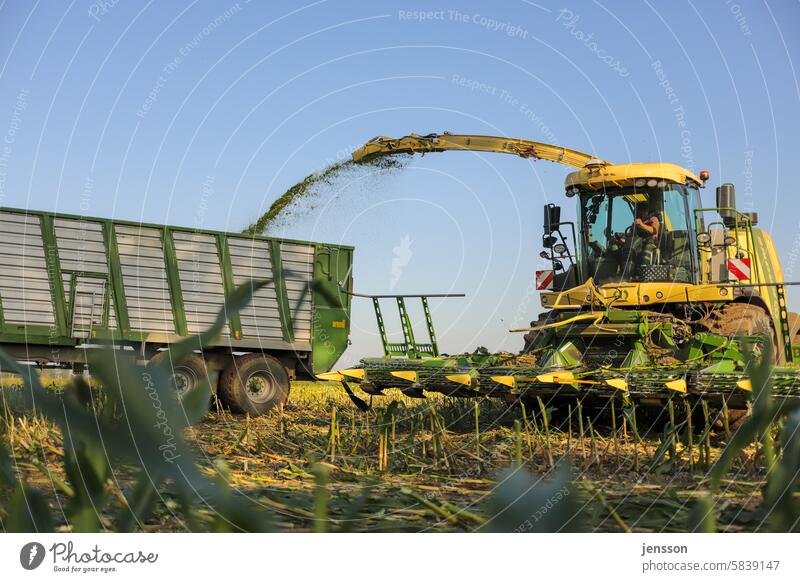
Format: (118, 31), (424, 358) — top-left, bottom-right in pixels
(319, 133), (800, 411)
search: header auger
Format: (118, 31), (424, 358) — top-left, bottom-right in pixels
(322, 132), (800, 413)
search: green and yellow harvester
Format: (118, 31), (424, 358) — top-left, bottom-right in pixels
(319, 133), (800, 411)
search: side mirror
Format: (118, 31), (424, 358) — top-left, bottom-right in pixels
(544, 203), (561, 233)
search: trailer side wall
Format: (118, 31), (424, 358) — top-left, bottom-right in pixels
(0, 208), (352, 374)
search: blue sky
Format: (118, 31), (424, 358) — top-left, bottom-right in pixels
(1, 0), (798, 364)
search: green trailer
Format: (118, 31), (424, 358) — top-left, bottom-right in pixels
(0, 207), (353, 414)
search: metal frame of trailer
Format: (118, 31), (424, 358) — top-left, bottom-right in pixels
(0, 207), (354, 383)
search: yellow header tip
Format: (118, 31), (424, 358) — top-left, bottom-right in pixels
(605, 378), (628, 392)
(340, 369), (366, 380)
(490, 375), (517, 388)
(445, 374), (473, 387)
(316, 372), (345, 382)
(665, 379), (687, 393)
(390, 371), (418, 383)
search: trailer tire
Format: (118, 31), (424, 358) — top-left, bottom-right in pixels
(149, 352), (208, 400)
(219, 353), (290, 415)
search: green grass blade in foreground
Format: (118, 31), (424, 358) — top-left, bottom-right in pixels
(0, 442), (54, 532)
(152, 277), (273, 372)
(688, 493), (717, 532)
(154, 275), (337, 373)
(5, 486), (55, 533)
(709, 341), (774, 491)
(763, 409), (800, 531)
(482, 464), (580, 532)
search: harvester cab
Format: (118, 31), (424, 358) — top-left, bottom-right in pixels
(536, 158), (793, 361)
(541, 162), (704, 292)
(324, 133), (800, 411)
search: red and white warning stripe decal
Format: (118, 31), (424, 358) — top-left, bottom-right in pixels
(536, 270), (554, 290)
(727, 257), (751, 281)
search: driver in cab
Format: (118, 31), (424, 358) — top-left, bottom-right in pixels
(634, 203), (660, 242)
(588, 202), (661, 279)
(632, 203), (660, 267)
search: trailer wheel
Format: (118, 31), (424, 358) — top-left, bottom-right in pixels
(219, 353), (290, 415)
(150, 352), (208, 400)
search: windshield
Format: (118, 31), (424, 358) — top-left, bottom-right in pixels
(578, 183), (695, 285)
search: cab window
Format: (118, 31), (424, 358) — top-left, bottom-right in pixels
(662, 187), (693, 281)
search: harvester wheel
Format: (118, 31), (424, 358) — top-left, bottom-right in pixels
(149, 352), (209, 400)
(787, 312), (800, 345)
(704, 302), (777, 363)
(219, 353), (290, 415)
(523, 310), (558, 354)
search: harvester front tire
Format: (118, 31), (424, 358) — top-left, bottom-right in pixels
(787, 312), (800, 345)
(219, 353), (290, 415)
(523, 310), (558, 354)
(705, 302), (777, 363)
(149, 352), (209, 400)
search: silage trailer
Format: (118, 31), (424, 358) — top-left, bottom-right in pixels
(0, 207), (353, 414)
